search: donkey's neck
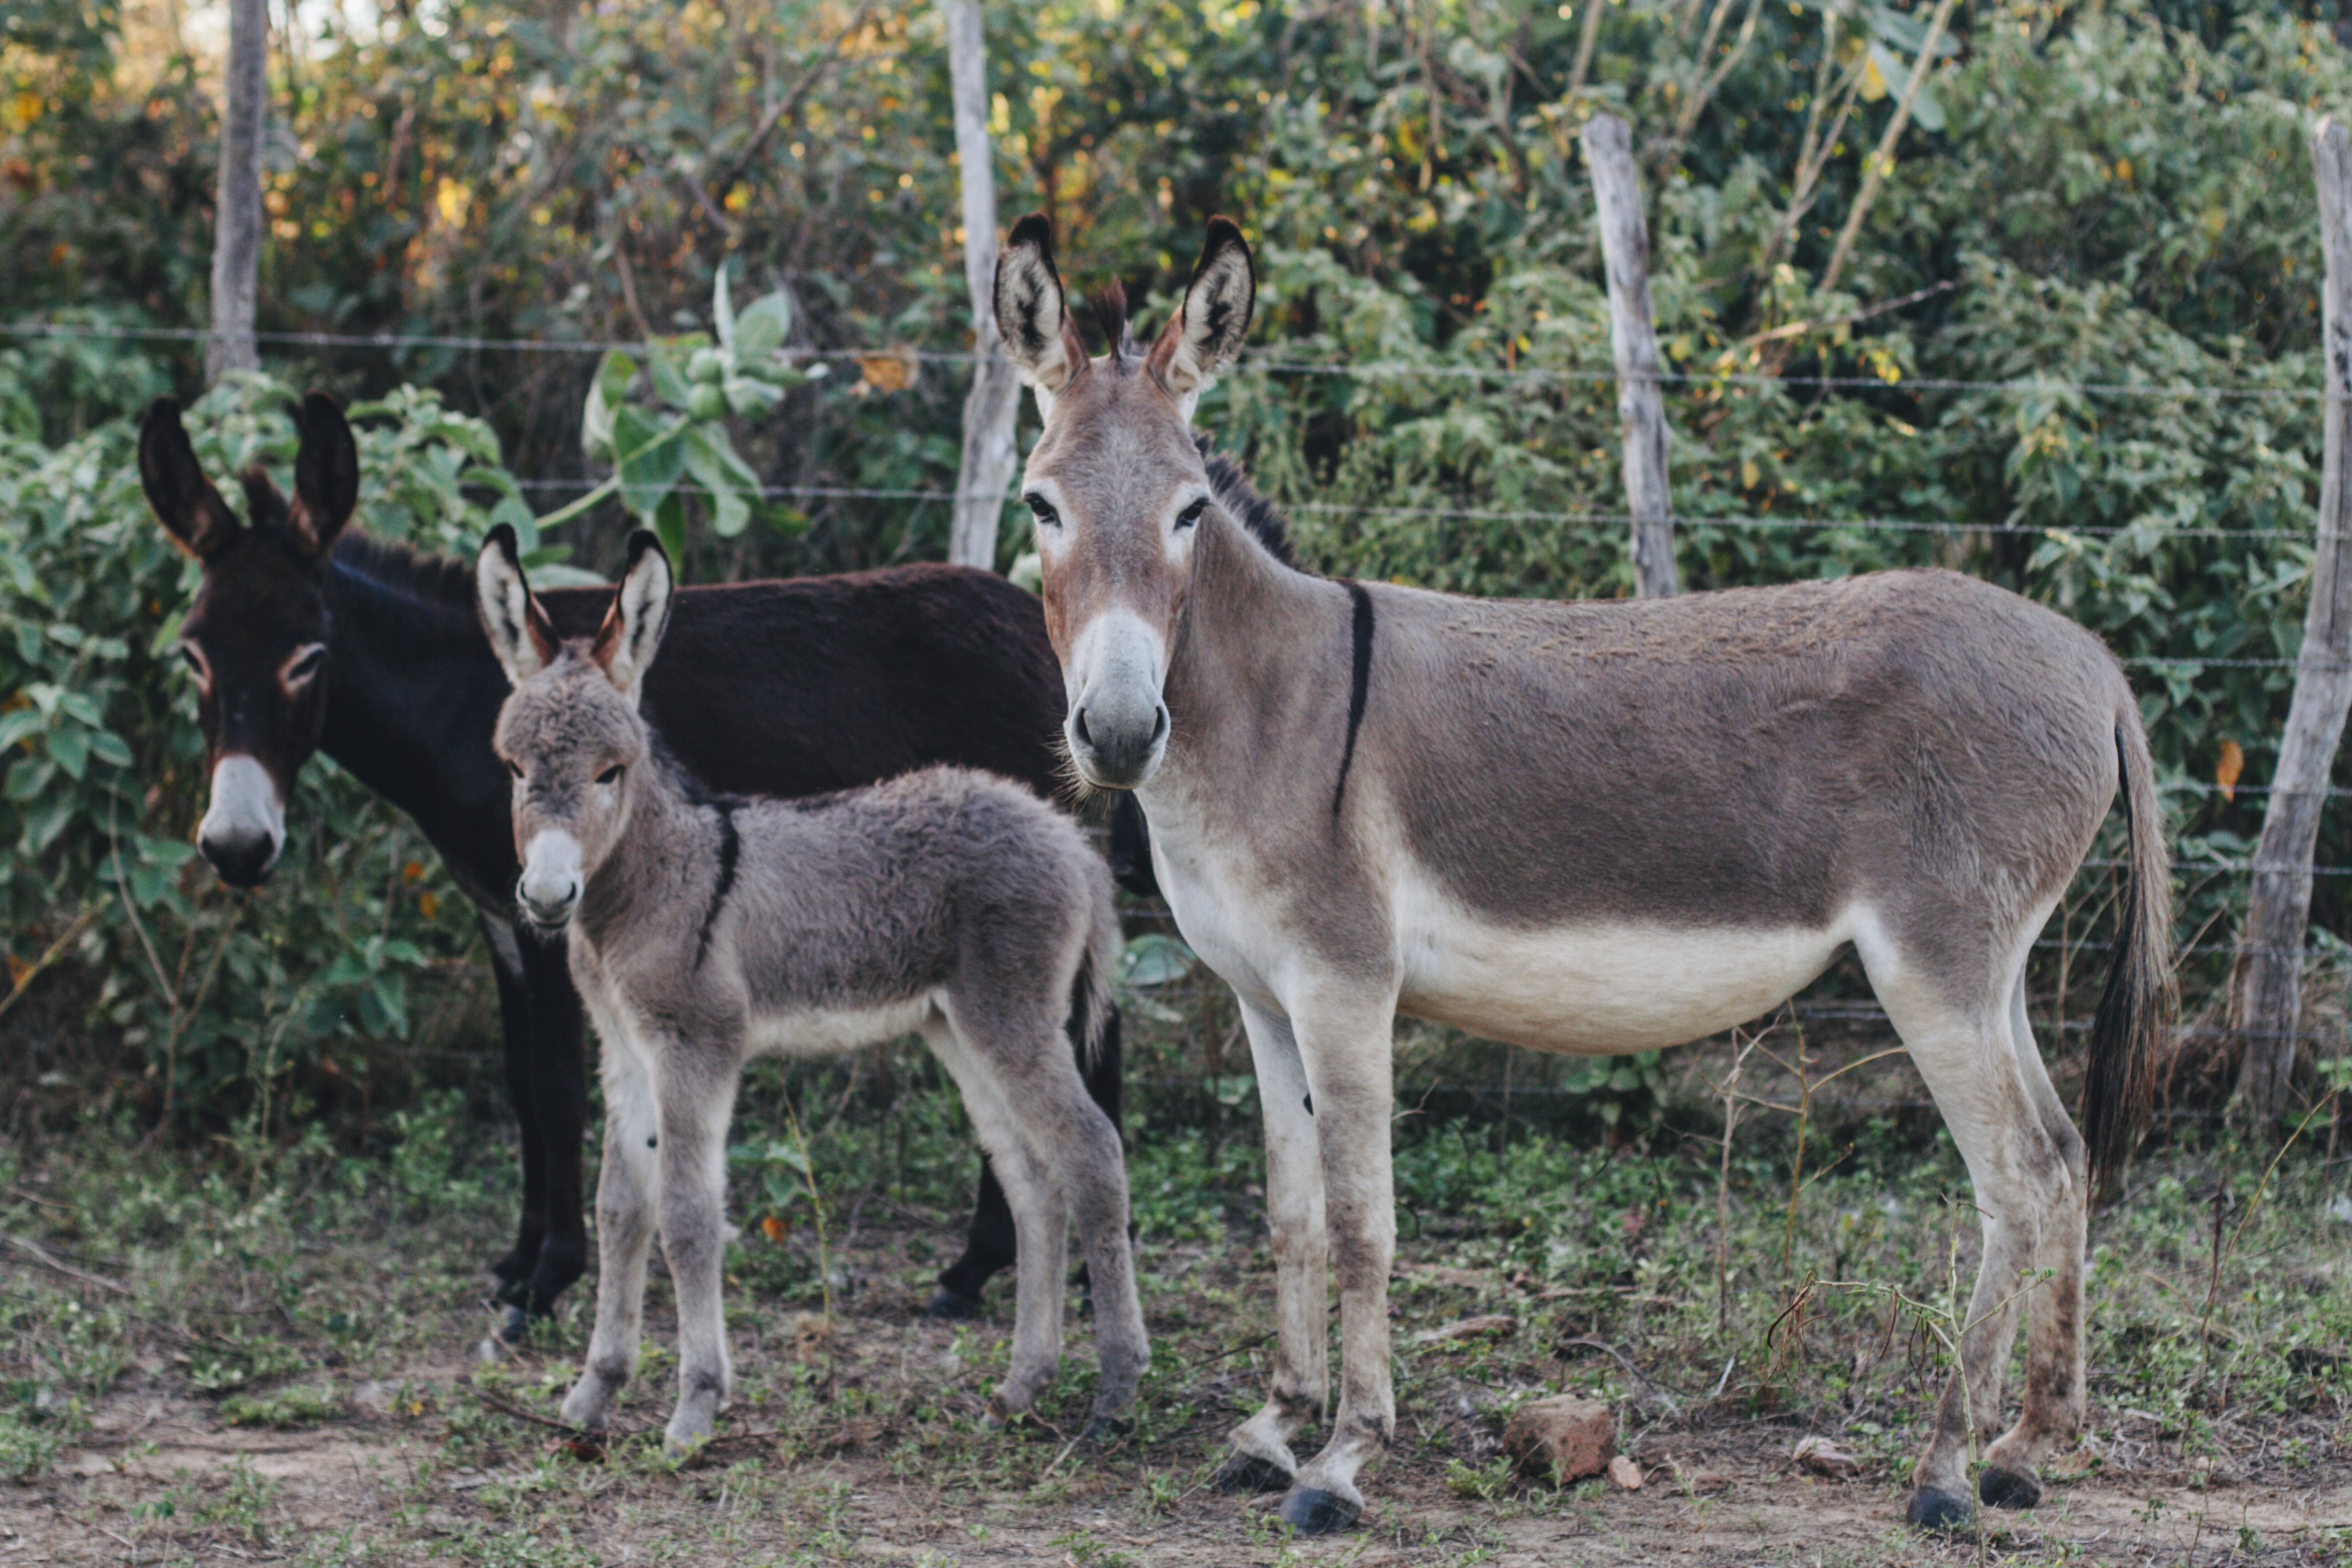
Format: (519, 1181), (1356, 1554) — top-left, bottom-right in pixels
(576, 752), (727, 957)
(1143, 509), (1352, 833)
(317, 539), (517, 886)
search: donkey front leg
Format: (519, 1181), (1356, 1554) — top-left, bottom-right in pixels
(1278, 989), (1398, 1535)
(1216, 998), (1329, 1495)
(561, 1036), (660, 1430)
(654, 1054), (740, 1455)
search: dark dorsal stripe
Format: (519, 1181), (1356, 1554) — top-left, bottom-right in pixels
(1332, 580), (1375, 817)
(694, 801), (740, 970)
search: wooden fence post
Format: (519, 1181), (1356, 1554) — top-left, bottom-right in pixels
(942, 1), (1021, 571)
(2232, 114), (2352, 1121)
(1582, 113), (1678, 598)
(207, 0), (266, 383)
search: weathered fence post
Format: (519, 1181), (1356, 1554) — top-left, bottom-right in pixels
(1581, 113), (1678, 598)
(2232, 115), (2352, 1122)
(942, 1), (1021, 571)
(207, 0), (266, 383)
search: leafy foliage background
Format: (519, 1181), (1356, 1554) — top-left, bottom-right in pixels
(4, 0), (2351, 1132)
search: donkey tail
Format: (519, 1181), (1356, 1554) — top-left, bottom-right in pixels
(2081, 703), (2174, 1190)
(1069, 879), (1122, 1074)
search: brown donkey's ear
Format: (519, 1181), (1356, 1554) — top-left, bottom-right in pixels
(590, 531), (674, 704)
(1148, 216), (1256, 412)
(475, 523), (559, 688)
(286, 391), (359, 559)
(137, 398), (244, 560)
(993, 213), (1086, 407)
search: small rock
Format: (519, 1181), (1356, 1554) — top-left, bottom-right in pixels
(1793, 1435), (1862, 1478)
(2327, 1193), (2352, 1224)
(1501, 1395), (1616, 1485)
(352, 1380), (395, 1415)
(1416, 1314), (1520, 1345)
(1606, 1455), (1643, 1490)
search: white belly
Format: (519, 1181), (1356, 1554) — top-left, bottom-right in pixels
(747, 995), (938, 1059)
(1397, 877), (1852, 1055)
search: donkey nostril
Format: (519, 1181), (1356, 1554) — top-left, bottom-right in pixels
(1150, 707), (1168, 743)
(1072, 708), (1094, 748)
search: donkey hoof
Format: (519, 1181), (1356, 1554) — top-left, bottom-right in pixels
(498, 1304), (531, 1344)
(1977, 1466), (2042, 1510)
(1906, 1487), (1975, 1532)
(925, 1286), (983, 1322)
(1279, 1487), (1361, 1535)
(1081, 1415), (1134, 1444)
(1213, 1453), (1293, 1494)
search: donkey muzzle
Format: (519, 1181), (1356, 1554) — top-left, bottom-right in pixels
(1063, 611), (1170, 790)
(197, 755), (285, 887)
(516, 830), (584, 929)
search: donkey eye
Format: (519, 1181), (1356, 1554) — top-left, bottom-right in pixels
(177, 645), (208, 682)
(505, 759), (524, 780)
(596, 764), (624, 785)
(1176, 497), (1209, 529)
(1024, 493), (1061, 528)
(284, 645), (326, 684)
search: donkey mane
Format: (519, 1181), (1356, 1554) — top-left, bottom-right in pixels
(330, 531), (480, 608)
(1195, 436), (1297, 568)
(1088, 282), (1141, 369)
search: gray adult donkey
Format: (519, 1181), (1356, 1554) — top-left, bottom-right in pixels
(991, 214), (2171, 1534)
(475, 527), (1147, 1454)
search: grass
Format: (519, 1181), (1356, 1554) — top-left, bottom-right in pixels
(1, 1022), (2348, 1563)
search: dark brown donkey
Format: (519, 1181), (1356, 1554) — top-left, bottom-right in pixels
(993, 216), (2171, 1535)
(136, 391), (1153, 1334)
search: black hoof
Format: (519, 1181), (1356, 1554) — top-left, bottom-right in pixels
(1279, 1487), (1361, 1535)
(925, 1286), (983, 1322)
(1906, 1487), (1975, 1532)
(498, 1304), (531, 1344)
(1081, 1415), (1135, 1444)
(1213, 1453), (1293, 1495)
(1977, 1466), (2041, 1510)
(489, 1249), (533, 1287)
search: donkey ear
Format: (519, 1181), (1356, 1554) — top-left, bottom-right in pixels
(476, 523), (558, 688)
(286, 391), (359, 560)
(1148, 216), (1256, 413)
(993, 213), (1085, 409)
(138, 398), (243, 560)
(590, 531), (674, 704)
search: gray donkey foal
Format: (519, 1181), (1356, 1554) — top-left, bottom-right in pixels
(475, 528), (1146, 1453)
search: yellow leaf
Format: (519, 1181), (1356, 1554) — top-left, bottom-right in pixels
(760, 1214), (789, 1242)
(723, 184), (749, 214)
(418, 891), (440, 920)
(857, 354), (913, 393)
(1858, 54), (1888, 103)
(2216, 740), (2244, 804)
(402, 860), (425, 883)
(1740, 460), (1761, 490)
(2115, 157), (2133, 183)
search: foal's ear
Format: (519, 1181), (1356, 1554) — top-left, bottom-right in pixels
(475, 523), (559, 688)
(137, 398), (243, 561)
(1148, 216), (1256, 416)
(590, 531), (673, 704)
(993, 212), (1086, 413)
(286, 391), (359, 560)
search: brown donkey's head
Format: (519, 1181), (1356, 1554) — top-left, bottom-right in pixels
(479, 526), (672, 930)
(137, 393), (359, 886)
(993, 214), (1256, 790)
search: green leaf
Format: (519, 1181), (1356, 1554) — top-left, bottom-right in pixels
(653, 491), (688, 564)
(647, 346), (695, 412)
(46, 725), (88, 780)
(681, 428), (752, 538)
(1120, 933), (1196, 989)
(733, 293), (792, 361)
(88, 729), (133, 769)
(712, 265), (737, 351)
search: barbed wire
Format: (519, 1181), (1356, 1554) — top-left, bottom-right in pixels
(0, 318), (2329, 401)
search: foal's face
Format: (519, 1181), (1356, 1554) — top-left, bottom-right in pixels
(478, 528), (674, 929)
(494, 659), (647, 928)
(136, 395), (359, 886)
(995, 216), (1256, 791)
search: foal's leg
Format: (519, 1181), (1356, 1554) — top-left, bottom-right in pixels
(1217, 997), (1330, 1495)
(561, 1034), (660, 1430)
(653, 1048), (740, 1454)
(1980, 973), (2088, 1510)
(1860, 936), (2070, 1531)
(926, 1020), (1068, 1421)
(1276, 987), (1399, 1535)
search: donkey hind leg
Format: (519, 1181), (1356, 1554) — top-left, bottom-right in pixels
(1859, 930), (2073, 1532)
(1216, 997), (1329, 1496)
(923, 1018), (1068, 1424)
(1278, 988), (1400, 1536)
(561, 1034), (661, 1431)
(653, 1054), (740, 1455)
(927, 1156), (1014, 1320)
(1977, 972), (2088, 1511)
